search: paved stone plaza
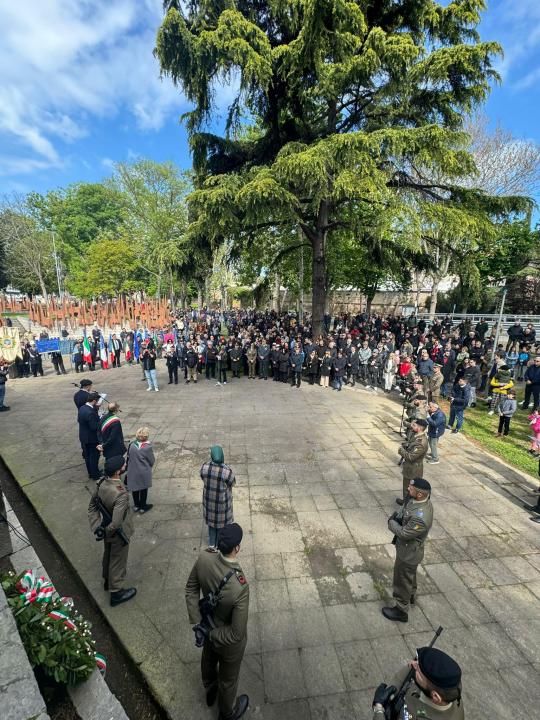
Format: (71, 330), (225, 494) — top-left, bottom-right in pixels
(1, 366), (540, 719)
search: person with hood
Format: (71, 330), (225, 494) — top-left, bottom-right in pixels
(200, 446), (236, 550)
(488, 364), (514, 415)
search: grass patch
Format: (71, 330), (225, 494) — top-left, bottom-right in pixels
(1, 311), (29, 318)
(440, 386), (538, 479)
(372, 578), (391, 602)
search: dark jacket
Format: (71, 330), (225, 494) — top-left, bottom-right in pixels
(320, 356), (332, 376)
(142, 350), (156, 371)
(78, 404), (101, 445)
(278, 351), (290, 373)
(290, 351), (304, 372)
(74, 389), (90, 409)
(333, 356), (347, 377)
(417, 357), (434, 377)
(450, 382), (471, 409)
(100, 413), (126, 458)
(427, 409), (446, 439)
(525, 364), (540, 385)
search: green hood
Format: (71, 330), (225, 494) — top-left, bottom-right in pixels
(210, 445), (224, 464)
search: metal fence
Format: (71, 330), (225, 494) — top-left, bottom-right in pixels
(417, 313), (540, 332)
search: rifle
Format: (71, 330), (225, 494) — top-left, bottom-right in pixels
(384, 625), (443, 719)
(89, 483), (129, 546)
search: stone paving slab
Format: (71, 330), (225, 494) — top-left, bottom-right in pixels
(1, 365), (540, 719)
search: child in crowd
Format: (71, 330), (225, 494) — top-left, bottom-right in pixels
(528, 410), (540, 456)
(496, 389), (516, 438)
(516, 347), (530, 381)
(488, 364), (514, 415)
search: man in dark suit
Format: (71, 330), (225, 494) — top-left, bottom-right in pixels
(111, 334), (122, 368)
(78, 391), (102, 480)
(74, 379), (93, 410)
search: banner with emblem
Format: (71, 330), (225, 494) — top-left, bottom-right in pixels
(0, 326), (22, 362)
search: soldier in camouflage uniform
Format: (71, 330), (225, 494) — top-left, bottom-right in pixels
(383, 477), (433, 623)
(186, 523), (249, 720)
(397, 418), (429, 502)
(88, 455), (136, 607)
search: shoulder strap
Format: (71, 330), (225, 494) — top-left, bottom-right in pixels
(217, 569), (236, 595)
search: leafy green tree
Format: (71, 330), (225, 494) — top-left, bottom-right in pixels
(68, 232), (146, 299)
(27, 184), (125, 253)
(156, 0), (519, 335)
(110, 159), (190, 301)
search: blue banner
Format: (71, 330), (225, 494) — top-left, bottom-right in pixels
(36, 338), (60, 352)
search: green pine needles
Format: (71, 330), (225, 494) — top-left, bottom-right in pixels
(156, 1), (526, 333)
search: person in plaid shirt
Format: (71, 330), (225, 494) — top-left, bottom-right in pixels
(201, 445), (236, 550)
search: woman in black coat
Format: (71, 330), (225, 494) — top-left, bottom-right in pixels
(278, 347), (290, 383)
(306, 350), (319, 385)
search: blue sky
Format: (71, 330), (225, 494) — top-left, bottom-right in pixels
(0, 0), (538, 195)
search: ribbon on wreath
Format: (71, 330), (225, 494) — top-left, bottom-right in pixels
(16, 570), (55, 605)
(95, 653), (107, 675)
(15, 569), (107, 674)
(47, 609), (77, 631)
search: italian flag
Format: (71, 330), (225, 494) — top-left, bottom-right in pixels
(83, 333), (92, 364)
(99, 335), (109, 369)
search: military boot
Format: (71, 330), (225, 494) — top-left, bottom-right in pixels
(110, 588), (137, 607)
(382, 606), (408, 622)
(219, 694), (249, 720)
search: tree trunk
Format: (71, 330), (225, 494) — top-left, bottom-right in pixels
(169, 267), (175, 308)
(156, 272), (161, 300)
(179, 278), (187, 310)
(272, 272), (281, 312)
(197, 285), (203, 309)
(310, 220), (327, 338)
(428, 277), (440, 321)
(414, 270), (421, 311)
(38, 273), (48, 304)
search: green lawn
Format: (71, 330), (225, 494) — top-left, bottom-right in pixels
(440, 386), (538, 479)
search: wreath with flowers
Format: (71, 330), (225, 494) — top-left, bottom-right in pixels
(1, 569), (106, 685)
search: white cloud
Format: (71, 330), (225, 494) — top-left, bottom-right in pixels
(0, 0), (186, 175)
(484, 0), (540, 84)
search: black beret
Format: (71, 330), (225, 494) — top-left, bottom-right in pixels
(414, 418), (428, 427)
(416, 395), (427, 400)
(80, 379), (93, 387)
(218, 523), (243, 553)
(417, 647), (462, 689)
(411, 477), (431, 492)
(104, 456), (125, 475)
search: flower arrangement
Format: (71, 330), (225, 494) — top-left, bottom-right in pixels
(1, 569), (106, 685)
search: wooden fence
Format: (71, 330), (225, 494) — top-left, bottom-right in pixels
(0, 296), (172, 330)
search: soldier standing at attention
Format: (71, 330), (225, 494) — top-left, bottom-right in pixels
(373, 646), (464, 719)
(88, 455), (136, 607)
(186, 523), (249, 720)
(397, 418), (428, 504)
(383, 478), (433, 623)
